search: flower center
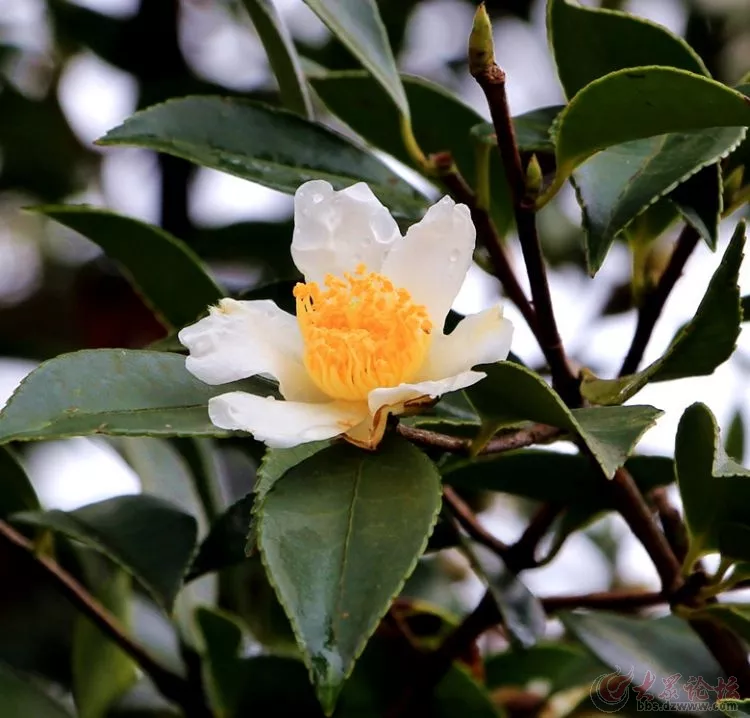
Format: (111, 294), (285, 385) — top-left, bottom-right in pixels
(293, 264), (432, 401)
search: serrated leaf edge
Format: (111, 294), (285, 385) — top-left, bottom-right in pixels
(255, 446), (442, 710)
(574, 129), (745, 274)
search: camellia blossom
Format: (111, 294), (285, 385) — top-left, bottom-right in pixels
(179, 180), (514, 449)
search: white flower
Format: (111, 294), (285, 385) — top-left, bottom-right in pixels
(178, 180), (514, 450)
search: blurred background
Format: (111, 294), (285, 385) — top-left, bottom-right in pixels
(1, 0), (750, 655)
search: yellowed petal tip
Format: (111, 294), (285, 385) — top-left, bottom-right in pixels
(469, 2), (495, 75)
(343, 395), (435, 450)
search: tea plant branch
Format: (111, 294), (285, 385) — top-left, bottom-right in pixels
(610, 467), (684, 594)
(443, 486), (509, 557)
(469, 5), (579, 406)
(650, 486), (690, 564)
(0, 520), (211, 718)
(619, 225), (700, 376)
(608, 470), (750, 692)
(394, 497), (562, 716)
(504, 502), (562, 572)
(431, 151), (538, 333)
(396, 421), (561, 455)
(542, 588), (665, 612)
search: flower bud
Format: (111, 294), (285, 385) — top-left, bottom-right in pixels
(469, 3), (495, 75)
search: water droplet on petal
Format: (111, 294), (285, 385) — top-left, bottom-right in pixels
(449, 249), (461, 263)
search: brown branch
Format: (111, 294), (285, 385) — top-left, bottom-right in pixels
(443, 486), (509, 557)
(651, 486), (689, 564)
(432, 153), (538, 334)
(610, 467), (683, 595)
(396, 421), (561, 456)
(619, 225), (700, 376)
(688, 618), (750, 696)
(504, 502), (561, 573)
(0, 520), (210, 718)
(470, 53), (579, 406)
(542, 589), (665, 613)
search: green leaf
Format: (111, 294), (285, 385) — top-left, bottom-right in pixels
(0, 349), (275, 444)
(186, 492), (255, 581)
(675, 403), (750, 562)
(97, 97), (427, 219)
(573, 130), (741, 273)
(197, 606), (321, 714)
(240, 0), (312, 117)
(0, 663), (73, 718)
(444, 452), (673, 509)
(254, 441), (331, 504)
(257, 435), (441, 710)
(338, 630), (499, 718)
(726, 410), (745, 462)
(0, 446), (40, 519)
(582, 222), (745, 405)
(547, 0), (707, 99)
(545, 68), (750, 202)
(302, 0), (407, 117)
(670, 163), (723, 250)
(247, 440), (332, 554)
(195, 606), (253, 716)
(72, 569), (137, 718)
(195, 606), (498, 718)
(562, 611), (726, 705)
(33, 206), (223, 331)
(13, 494), (198, 610)
(120, 438), (208, 534)
(718, 522), (750, 563)
(461, 542), (545, 649)
(465, 362), (662, 478)
(485, 643), (606, 692)
(312, 71), (509, 231)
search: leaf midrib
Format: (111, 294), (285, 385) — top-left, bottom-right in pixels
(333, 456), (364, 654)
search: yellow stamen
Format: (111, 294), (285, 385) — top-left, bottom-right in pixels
(293, 264), (432, 401)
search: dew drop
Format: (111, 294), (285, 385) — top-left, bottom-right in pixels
(449, 249), (461, 263)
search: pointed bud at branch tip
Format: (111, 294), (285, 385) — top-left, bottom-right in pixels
(469, 3), (495, 75)
(524, 155), (543, 199)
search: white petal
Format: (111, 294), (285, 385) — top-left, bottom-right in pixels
(367, 371), (486, 415)
(291, 180), (401, 283)
(208, 392), (369, 449)
(178, 298), (325, 402)
(380, 195), (475, 326)
(418, 305), (514, 381)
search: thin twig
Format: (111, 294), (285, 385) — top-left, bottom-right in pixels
(432, 152), (538, 333)
(504, 502), (561, 573)
(443, 486), (509, 557)
(471, 56), (579, 405)
(610, 468), (683, 594)
(651, 487), (689, 564)
(542, 589), (665, 613)
(396, 422), (561, 456)
(688, 618), (750, 696)
(619, 225), (700, 376)
(0, 520), (210, 718)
